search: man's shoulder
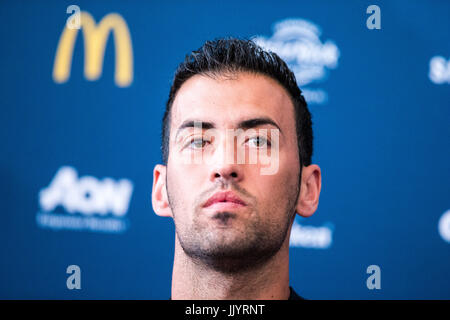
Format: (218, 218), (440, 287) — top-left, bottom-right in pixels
(288, 286), (306, 300)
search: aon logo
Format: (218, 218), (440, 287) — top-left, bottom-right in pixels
(39, 166), (133, 216)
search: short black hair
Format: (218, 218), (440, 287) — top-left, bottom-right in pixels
(161, 37), (313, 168)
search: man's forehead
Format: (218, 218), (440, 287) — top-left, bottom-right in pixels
(170, 72), (295, 130)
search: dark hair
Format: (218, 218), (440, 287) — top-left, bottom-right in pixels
(161, 37), (313, 168)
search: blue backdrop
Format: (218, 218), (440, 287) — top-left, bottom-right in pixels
(1, 0), (449, 299)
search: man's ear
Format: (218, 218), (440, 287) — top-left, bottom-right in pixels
(295, 164), (321, 218)
(152, 164), (173, 218)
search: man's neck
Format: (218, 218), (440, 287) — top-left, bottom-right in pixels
(170, 237), (291, 300)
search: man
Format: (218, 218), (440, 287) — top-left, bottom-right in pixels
(152, 38), (321, 300)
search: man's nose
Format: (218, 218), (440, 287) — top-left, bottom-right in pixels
(211, 164), (242, 182)
(208, 136), (244, 183)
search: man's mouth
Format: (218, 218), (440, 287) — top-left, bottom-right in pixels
(204, 202), (246, 211)
(203, 191), (247, 209)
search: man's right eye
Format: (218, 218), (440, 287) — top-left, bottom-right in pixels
(188, 138), (208, 149)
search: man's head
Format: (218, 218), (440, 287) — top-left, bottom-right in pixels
(162, 38), (313, 169)
(152, 38), (321, 273)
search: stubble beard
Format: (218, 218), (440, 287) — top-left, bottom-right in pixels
(166, 172), (300, 274)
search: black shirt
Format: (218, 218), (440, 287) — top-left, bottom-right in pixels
(288, 286), (305, 300)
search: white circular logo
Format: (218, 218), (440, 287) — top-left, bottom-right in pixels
(438, 209), (450, 243)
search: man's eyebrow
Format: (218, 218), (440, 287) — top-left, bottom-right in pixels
(238, 117), (282, 134)
(175, 117), (283, 141)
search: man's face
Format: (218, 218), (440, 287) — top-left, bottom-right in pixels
(166, 72), (301, 272)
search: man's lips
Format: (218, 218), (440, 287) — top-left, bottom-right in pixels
(202, 191), (247, 208)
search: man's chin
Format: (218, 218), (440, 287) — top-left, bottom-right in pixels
(187, 246), (270, 274)
(202, 225), (251, 246)
(181, 236), (276, 273)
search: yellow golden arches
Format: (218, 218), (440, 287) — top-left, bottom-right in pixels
(53, 11), (133, 87)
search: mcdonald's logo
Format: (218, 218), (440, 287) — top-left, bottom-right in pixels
(53, 11), (133, 87)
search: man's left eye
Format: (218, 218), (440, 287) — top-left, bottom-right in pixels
(247, 136), (270, 147)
